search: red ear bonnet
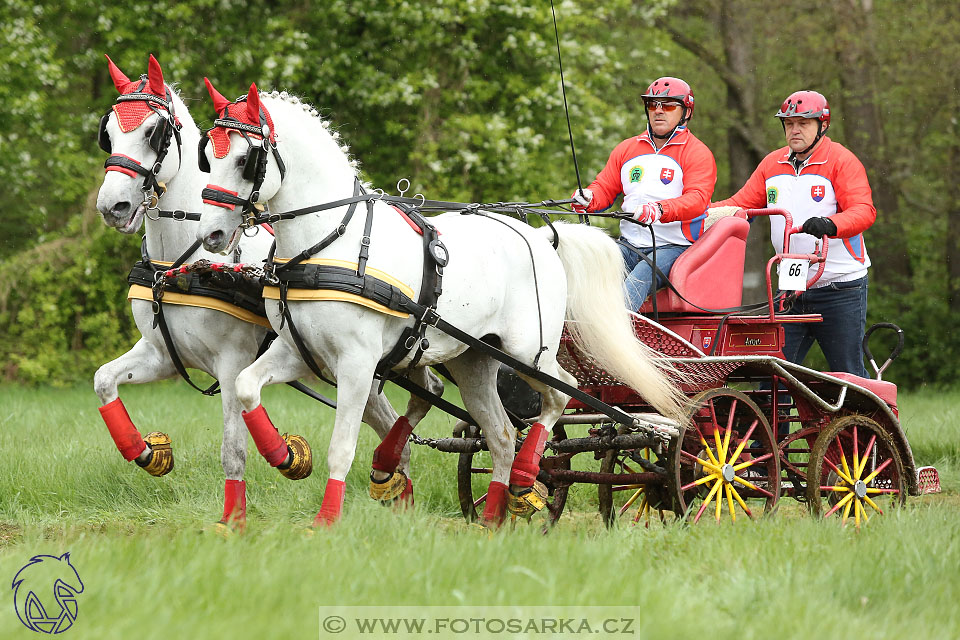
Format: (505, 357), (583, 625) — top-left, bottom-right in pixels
(103, 54), (174, 134)
(147, 54), (165, 97)
(204, 79), (278, 159)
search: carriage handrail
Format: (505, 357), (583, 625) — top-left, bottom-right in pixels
(739, 208), (829, 318)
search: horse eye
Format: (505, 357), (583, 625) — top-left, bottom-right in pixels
(236, 156), (247, 168)
(144, 126), (155, 139)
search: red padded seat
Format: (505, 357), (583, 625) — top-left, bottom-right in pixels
(639, 215), (750, 313)
(828, 372), (898, 411)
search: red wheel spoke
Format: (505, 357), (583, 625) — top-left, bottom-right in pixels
(862, 458), (893, 484)
(728, 420), (759, 465)
(473, 492), (488, 509)
(856, 435), (876, 478)
(733, 451), (774, 471)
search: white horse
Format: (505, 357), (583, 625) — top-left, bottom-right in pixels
(196, 80), (687, 527)
(94, 55), (438, 528)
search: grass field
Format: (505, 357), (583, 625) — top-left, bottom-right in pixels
(1, 382), (958, 639)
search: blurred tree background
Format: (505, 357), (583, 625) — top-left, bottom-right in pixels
(0, 0), (957, 387)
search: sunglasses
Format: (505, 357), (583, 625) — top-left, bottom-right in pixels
(645, 100), (681, 112)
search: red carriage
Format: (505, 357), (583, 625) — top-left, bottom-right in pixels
(451, 208), (938, 528)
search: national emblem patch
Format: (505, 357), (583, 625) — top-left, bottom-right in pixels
(660, 168), (674, 185)
(811, 184), (825, 202)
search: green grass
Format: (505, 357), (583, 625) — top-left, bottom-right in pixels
(1, 383), (958, 639)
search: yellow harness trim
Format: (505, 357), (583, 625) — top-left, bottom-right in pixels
(262, 258), (414, 319)
(128, 284), (272, 328)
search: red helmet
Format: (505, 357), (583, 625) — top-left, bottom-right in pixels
(775, 90), (830, 128)
(642, 76), (695, 121)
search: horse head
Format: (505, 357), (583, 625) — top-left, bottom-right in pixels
(96, 54), (192, 234)
(197, 79), (285, 255)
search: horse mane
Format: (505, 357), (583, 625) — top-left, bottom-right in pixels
(260, 90), (361, 174)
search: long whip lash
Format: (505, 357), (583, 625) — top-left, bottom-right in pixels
(550, 0), (586, 213)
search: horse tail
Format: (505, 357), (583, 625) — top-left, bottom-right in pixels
(538, 221), (687, 421)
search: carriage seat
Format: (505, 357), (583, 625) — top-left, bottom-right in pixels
(827, 372), (898, 412)
(638, 214), (750, 314)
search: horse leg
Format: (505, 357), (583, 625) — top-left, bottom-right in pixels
(215, 358), (252, 530)
(367, 367), (444, 503)
(94, 338), (177, 476)
(235, 339), (315, 481)
(508, 359), (576, 515)
(444, 353), (515, 528)
(314, 356), (380, 527)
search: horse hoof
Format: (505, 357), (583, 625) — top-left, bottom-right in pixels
(277, 433), (312, 480)
(506, 482), (548, 518)
(368, 471), (408, 503)
(135, 432), (174, 476)
(208, 521), (241, 537)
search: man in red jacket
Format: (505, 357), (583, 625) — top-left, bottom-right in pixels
(572, 76), (717, 311)
(712, 90), (875, 377)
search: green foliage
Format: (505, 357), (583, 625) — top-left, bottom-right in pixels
(0, 213), (140, 384)
(0, 0), (958, 386)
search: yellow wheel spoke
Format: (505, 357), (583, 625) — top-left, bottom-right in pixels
(697, 434), (721, 467)
(720, 422), (733, 463)
(863, 494), (883, 515)
(620, 488), (643, 514)
(826, 491), (856, 519)
(688, 472), (720, 488)
(732, 475), (760, 492)
(836, 435), (853, 481)
(695, 479), (723, 523)
(729, 485), (752, 518)
(854, 498), (863, 529)
(713, 427), (725, 465)
(861, 458), (893, 485)
(824, 457), (856, 486)
(824, 485), (851, 493)
(841, 494), (853, 526)
(715, 481), (722, 522)
(693, 456), (722, 474)
(724, 484), (736, 523)
(855, 435), (876, 479)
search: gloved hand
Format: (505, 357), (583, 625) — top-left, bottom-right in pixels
(571, 188), (593, 214)
(704, 206), (744, 231)
(633, 201), (663, 224)
(793, 216), (837, 238)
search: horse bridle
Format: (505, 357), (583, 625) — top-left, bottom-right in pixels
(98, 76), (183, 204)
(198, 97), (287, 228)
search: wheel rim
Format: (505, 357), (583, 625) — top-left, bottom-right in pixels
(599, 425), (672, 527)
(455, 422), (569, 526)
(806, 415), (906, 528)
(671, 389), (780, 523)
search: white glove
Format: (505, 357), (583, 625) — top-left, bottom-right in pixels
(704, 206), (743, 230)
(571, 188), (593, 213)
(633, 202), (663, 224)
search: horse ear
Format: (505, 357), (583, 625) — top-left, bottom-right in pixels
(204, 77), (232, 116)
(246, 83), (261, 119)
(105, 54), (131, 94)
(147, 54), (165, 96)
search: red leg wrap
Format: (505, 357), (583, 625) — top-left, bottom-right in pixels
(242, 404), (289, 467)
(399, 477), (414, 506)
(313, 479), (346, 527)
(509, 422), (548, 488)
(482, 481), (508, 527)
(372, 416), (413, 473)
(222, 479), (247, 525)
(99, 398), (147, 461)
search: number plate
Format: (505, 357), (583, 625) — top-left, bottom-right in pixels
(779, 258), (809, 291)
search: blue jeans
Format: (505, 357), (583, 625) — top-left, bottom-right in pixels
(781, 276), (869, 377)
(618, 241), (687, 312)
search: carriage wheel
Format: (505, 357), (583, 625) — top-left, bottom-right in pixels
(456, 422), (570, 526)
(598, 425), (673, 527)
(806, 415), (906, 528)
(668, 388), (780, 522)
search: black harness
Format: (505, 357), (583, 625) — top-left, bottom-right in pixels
(98, 78), (183, 201)
(199, 98), (287, 227)
(265, 178), (447, 384)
